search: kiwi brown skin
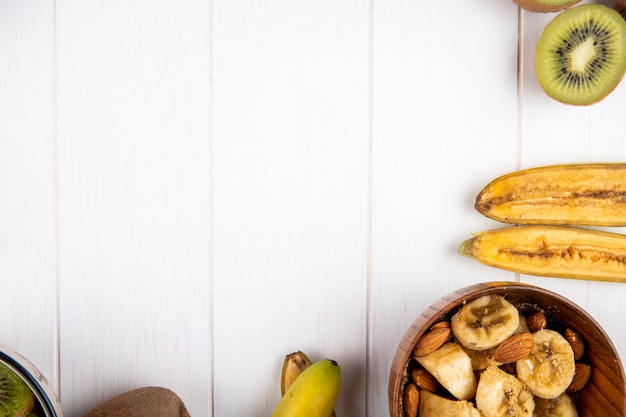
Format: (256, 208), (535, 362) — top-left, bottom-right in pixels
(513, 0), (581, 13)
(616, 0), (626, 20)
(83, 387), (191, 417)
(535, 4), (626, 105)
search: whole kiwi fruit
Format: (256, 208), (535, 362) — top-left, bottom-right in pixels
(0, 362), (35, 417)
(83, 387), (190, 417)
(535, 4), (626, 105)
(513, 0), (581, 13)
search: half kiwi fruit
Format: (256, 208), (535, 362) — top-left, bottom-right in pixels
(513, 0), (581, 13)
(535, 4), (626, 106)
(0, 361), (35, 417)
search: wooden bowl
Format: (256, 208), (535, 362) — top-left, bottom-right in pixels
(388, 281), (626, 417)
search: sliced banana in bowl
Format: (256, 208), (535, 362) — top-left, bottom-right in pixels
(516, 329), (576, 399)
(388, 281), (626, 417)
(451, 294), (520, 350)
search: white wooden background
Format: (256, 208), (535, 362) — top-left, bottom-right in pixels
(1, 1), (626, 416)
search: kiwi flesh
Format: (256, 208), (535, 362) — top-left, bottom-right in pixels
(513, 0), (581, 13)
(0, 362), (35, 417)
(535, 4), (626, 105)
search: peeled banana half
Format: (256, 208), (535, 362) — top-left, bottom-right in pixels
(475, 163), (626, 226)
(459, 225), (626, 283)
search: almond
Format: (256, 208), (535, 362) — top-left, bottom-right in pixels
(492, 332), (534, 363)
(403, 383), (419, 417)
(413, 327), (451, 357)
(430, 320), (451, 330)
(565, 328), (585, 360)
(567, 362), (591, 392)
(526, 311), (547, 333)
(410, 368), (440, 392)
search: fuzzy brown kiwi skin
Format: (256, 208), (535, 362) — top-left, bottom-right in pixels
(616, 0), (626, 20)
(513, 0), (581, 12)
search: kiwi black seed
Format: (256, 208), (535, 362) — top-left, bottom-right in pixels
(0, 362), (35, 417)
(535, 4), (626, 105)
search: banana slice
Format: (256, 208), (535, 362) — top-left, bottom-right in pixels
(451, 294), (520, 350)
(534, 393), (579, 417)
(516, 329), (576, 399)
(514, 313), (530, 335)
(419, 390), (481, 417)
(475, 365), (535, 417)
(415, 342), (477, 400)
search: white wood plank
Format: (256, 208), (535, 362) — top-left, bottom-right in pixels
(55, 1), (211, 416)
(519, 0), (626, 367)
(0, 0), (59, 395)
(211, 1), (369, 416)
(371, 0), (520, 415)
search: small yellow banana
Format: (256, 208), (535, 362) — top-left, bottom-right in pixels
(271, 358), (341, 417)
(280, 352), (338, 417)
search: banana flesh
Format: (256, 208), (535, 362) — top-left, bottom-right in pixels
(419, 390), (481, 417)
(475, 163), (626, 226)
(516, 330), (576, 399)
(459, 225), (626, 283)
(475, 365), (535, 417)
(534, 394), (579, 417)
(451, 294), (520, 350)
(272, 357), (340, 417)
(415, 342), (477, 401)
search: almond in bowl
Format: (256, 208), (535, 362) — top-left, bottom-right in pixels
(388, 281), (626, 417)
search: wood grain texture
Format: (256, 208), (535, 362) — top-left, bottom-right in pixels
(55, 1), (211, 416)
(0, 0), (59, 394)
(370, 0), (520, 415)
(211, 1), (369, 416)
(1, 0), (625, 416)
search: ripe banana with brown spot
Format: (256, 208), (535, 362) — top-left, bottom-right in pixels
(280, 352), (337, 417)
(459, 225), (626, 283)
(475, 163), (626, 226)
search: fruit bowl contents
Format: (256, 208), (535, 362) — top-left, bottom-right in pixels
(388, 282), (626, 417)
